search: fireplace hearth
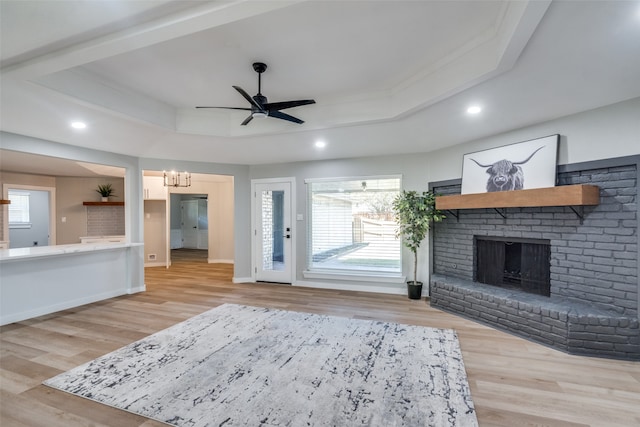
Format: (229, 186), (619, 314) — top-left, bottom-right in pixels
(475, 236), (550, 296)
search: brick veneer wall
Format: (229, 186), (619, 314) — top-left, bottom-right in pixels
(430, 156), (639, 360)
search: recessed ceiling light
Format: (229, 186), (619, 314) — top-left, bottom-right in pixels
(466, 105), (482, 115)
(71, 121), (87, 129)
(315, 140), (326, 149)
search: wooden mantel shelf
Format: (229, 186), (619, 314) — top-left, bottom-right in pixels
(83, 201), (124, 206)
(436, 184), (600, 210)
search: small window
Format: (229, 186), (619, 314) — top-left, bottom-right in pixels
(8, 190), (31, 228)
(306, 176), (401, 275)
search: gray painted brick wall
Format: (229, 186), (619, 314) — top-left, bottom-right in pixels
(433, 164), (637, 316)
(430, 159), (639, 360)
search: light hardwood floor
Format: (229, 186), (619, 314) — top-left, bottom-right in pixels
(1, 253), (638, 426)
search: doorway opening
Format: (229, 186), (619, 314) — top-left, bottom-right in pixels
(172, 195), (208, 264)
(142, 170), (234, 269)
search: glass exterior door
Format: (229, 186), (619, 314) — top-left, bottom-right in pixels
(254, 181), (292, 283)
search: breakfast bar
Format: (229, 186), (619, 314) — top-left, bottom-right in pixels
(0, 242), (144, 325)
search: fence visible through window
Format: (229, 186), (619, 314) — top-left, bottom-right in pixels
(307, 176), (401, 274)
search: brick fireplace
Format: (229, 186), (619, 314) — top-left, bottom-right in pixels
(430, 156), (639, 360)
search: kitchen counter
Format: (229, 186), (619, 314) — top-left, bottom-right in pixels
(0, 241), (140, 262)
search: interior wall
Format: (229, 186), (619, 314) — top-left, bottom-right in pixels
(2, 98), (635, 287)
(144, 200), (167, 264)
(424, 97), (640, 184)
(249, 98), (640, 292)
(56, 177), (125, 244)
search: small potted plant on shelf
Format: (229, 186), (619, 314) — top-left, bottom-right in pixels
(96, 183), (115, 202)
(392, 190), (445, 299)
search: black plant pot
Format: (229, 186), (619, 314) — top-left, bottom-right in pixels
(407, 281), (423, 300)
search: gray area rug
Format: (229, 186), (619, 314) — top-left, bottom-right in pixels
(44, 304), (477, 426)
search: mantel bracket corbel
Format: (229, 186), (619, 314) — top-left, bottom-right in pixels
(569, 206), (585, 224)
(494, 208), (507, 219)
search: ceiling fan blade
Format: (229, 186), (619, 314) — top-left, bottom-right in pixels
(233, 86), (263, 110)
(195, 106), (252, 110)
(264, 99), (316, 111)
(241, 115), (254, 126)
(269, 110), (304, 124)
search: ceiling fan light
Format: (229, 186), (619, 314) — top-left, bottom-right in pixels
(252, 112), (268, 119)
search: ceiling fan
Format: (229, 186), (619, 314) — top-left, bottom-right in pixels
(196, 62), (316, 126)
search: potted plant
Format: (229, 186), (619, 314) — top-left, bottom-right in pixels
(96, 183), (115, 202)
(392, 190), (444, 299)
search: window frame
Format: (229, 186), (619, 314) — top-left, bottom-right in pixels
(303, 174), (404, 282)
(8, 190), (31, 229)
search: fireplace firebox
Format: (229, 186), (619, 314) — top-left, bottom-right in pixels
(475, 236), (550, 296)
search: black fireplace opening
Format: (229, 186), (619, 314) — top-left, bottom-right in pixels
(475, 236), (551, 296)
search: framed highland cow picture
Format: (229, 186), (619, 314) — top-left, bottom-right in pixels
(461, 134), (559, 195)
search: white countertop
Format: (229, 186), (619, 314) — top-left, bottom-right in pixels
(0, 242), (143, 262)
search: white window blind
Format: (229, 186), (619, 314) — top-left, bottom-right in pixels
(8, 190), (30, 225)
(307, 176), (401, 274)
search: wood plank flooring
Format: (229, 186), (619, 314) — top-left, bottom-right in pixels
(1, 253), (639, 426)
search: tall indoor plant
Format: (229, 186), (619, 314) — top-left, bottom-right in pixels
(392, 190), (444, 299)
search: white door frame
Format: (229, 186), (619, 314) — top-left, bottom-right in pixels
(251, 177), (296, 284)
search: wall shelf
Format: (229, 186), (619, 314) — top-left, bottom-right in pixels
(83, 201), (124, 206)
(435, 184), (600, 224)
(0, 200), (10, 205)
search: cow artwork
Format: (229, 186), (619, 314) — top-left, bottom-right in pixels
(469, 146), (545, 192)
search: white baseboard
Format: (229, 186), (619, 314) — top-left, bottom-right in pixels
(128, 285), (146, 294)
(209, 259), (234, 264)
(233, 277), (255, 284)
(144, 261), (166, 268)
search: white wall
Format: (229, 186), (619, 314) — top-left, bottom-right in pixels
(425, 97), (640, 183)
(1, 98), (637, 295)
(249, 98), (640, 294)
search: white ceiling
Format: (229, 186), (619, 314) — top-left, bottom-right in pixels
(1, 0), (640, 167)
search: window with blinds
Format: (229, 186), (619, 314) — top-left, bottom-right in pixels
(306, 176), (401, 274)
(8, 190), (31, 228)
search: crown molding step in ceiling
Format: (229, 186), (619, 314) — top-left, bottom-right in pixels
(1, 1), (639, 164)
(3, 1), (549, 138)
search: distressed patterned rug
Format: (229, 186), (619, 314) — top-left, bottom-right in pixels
(44, 304), (477, 426)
